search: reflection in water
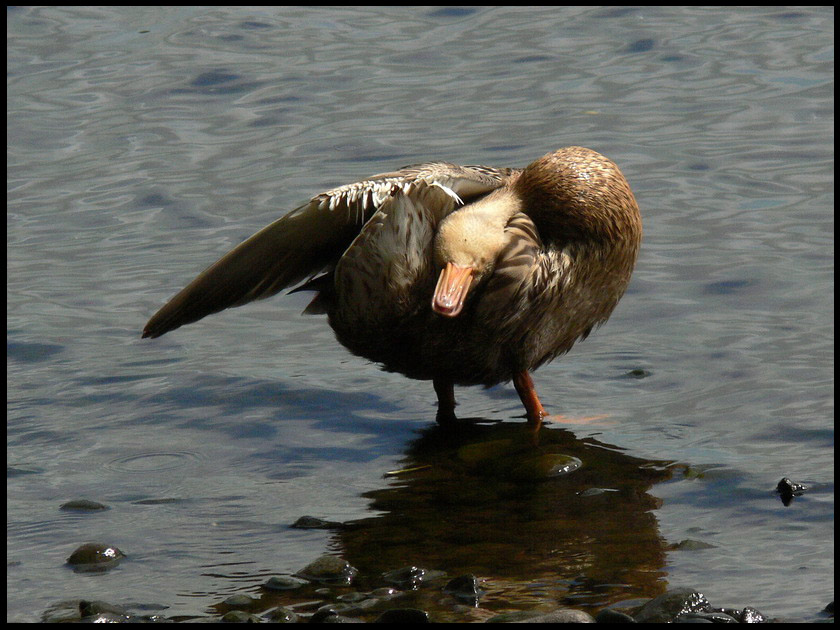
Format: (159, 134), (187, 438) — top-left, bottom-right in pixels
(333, 421), (676, 615)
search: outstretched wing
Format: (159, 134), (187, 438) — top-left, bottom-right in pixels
(142, 162), (512, 338)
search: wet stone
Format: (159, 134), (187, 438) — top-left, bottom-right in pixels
(60, 499), (109, 511)
(264, 606), (298, 623)
(336, 591), (368, 603)
(222, 593), (258, 609)
(577, 487), (620, 497)
(291, 515), (343, 529)
(776, 477), (808, 505)
(633, 588), (710, 623)
(509, 453), (582, 480)
(66, 543), (125, 572)
(715, 606), (768, 623)
(43, 599), (164, 623)
(262, 575), (307, 591)
(221, 610), (261, 622)
(442, 574), (484, 606)
(739, 606), (768, 623)
(375, 608), (431, 623)
(332, 597), (382, 616)
(79, 600), (127, 618)
(296, 555), (358, 586)
(309, 607), (362, 623)
(671, 538), (716, 551)
(594, 608), (636, 622)
(81, 612), (130, 623)
(382, 565), (443, 590)
(676, 610), (738, 622)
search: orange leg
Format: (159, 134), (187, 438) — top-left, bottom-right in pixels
(512, 371), (548, 433)
(433, 378), (457, 425)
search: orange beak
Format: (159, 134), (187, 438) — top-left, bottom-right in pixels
(432, 262), (474, 317)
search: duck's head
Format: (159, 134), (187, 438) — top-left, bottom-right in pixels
(512, 146), (641, 246)
(431, 188), (517, 317)
(430, 147), (641, 319)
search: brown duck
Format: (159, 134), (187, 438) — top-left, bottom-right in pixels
(143, 147), (641, 432)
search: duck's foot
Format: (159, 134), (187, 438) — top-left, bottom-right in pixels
(512, 371), (548, 434)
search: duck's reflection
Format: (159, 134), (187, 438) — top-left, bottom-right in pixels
(335, 420), (675, 611)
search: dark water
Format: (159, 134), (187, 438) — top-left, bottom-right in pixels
(7, 6), (833, 622)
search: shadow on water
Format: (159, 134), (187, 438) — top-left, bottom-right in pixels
(239, 420), (677, 620)
(336, 421), (676, 614)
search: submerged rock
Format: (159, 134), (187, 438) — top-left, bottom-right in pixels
(291, 515), (343, 529)
(632, 588), (710, 623)
(382, 565), (446, 590)
(594, 608), (636, 622)
(375, 608), (431, 623)
(262, 575), (307, 591)
(509, 453), (582, 480)
(59, 499), (109, 511)
(776, 477), (808, 505)
(382, 565), (427, 590)
(65, 543), (124, 572)
(442, 574), (484, 606)
(296, 555), (358, 586)
(221, 593), (258, 609)
(264, 606), (299, 623)
(221, 610), (261, 622)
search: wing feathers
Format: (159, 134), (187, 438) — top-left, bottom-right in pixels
(143, 162), (509, 338)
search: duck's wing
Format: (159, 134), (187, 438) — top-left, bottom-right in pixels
(142, 162), (512, 339)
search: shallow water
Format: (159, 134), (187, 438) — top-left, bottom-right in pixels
(7, 6), (833, 622)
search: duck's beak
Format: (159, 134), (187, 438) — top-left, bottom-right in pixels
(432, 262), (474, 317)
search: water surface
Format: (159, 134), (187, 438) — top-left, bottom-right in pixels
(7, 6), (833, 622)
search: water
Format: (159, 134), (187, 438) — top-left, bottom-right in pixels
(7, 6), (833, 622)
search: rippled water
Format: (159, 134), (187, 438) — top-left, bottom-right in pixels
(7, 6), (833, 622)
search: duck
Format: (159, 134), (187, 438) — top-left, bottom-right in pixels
(143, 146), (642, 433)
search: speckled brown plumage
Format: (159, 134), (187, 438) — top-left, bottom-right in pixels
(143, 147), (641, 432)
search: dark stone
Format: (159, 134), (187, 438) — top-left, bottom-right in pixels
(264, 606), (299, 623)
(594, 608), (637, 622)
(776, 477), (808, 505)
(737, 606), (768, 623)
(375, 608), (431, 623)
(79, 600), (127, 618)
(59, 499), (109, 511)
(292, 515), (343, 529)
(675, 610), (738, 622)
(309, 607), (363, 623)
(633, 588), (710, 623)
(262, 576), (307, 591)
(671, 539), (717, 551)
(221, 610), (261, 622)
(382, 565), (428, 589)
(221, 594), (258, 609)
(442, 574), (484, 606)
(66, 543), (125, 572)
(296, 555), (358, 586)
